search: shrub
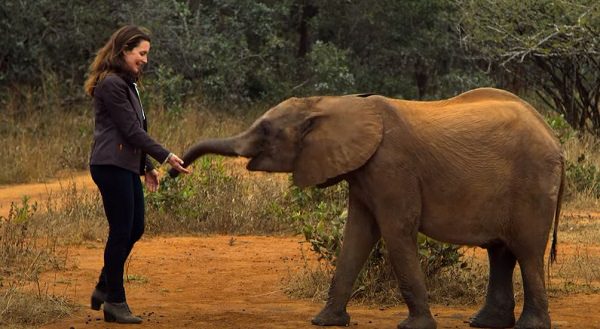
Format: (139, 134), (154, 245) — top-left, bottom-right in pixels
(566, 155), (600, 199)
(305, 41), (356, 94)
(143, 65), (192, 113)
(1, 197), (43, 277)
(145, 156), (292, 235)
(546, 114), (575, 144)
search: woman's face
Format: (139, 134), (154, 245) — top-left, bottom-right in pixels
(123, 40), (150, 76)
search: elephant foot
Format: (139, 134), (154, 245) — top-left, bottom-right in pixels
(398, 314), (437, 329)
(515, 311), (550, 329)
(469, 304), (515, 328)
(311, 307), (350, 326)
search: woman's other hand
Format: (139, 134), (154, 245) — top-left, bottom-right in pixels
(144, 169), (160, 192)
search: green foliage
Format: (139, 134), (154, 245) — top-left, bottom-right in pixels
(2, 0), (598, 129)
(310, 0), (469, 99)
(291, 183), (348, 263)
(459, 0), (599, 59)
(145, 156), (293, 235)
(145, 156), (234, 228)
(0, 0), (479, 106)
(138, 0), (298, 102)
(306, 41), (356, 94)
(143, 65), (192, 112)
(566, 155), (600, 199)
(418, 236), (463, 277)
(0, 0), (113, 86)
(546, 114), (575, 143)
(301, 214), (345, 264)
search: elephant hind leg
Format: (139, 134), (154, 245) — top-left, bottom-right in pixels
(513, 252), (551, 329)
(509, 197), (554, 329)
(469, 244), (516, 328)
(375, 221), (436, 328)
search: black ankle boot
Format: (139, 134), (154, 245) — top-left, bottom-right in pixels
(90, 288), (107, 311)
(103, 302), (143, 324)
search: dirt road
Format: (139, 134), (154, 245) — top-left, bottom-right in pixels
(0, 172), (94, 218)
(29, 235), (599, 329)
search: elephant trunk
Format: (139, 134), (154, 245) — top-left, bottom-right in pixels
(168, 126), (262, 178)
(168, 137), (239, 178)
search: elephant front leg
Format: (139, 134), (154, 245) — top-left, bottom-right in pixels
(312, 195), (380, 326)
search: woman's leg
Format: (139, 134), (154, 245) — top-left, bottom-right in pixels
(93, 172), (145, 296)
(91, 165), (136, 303)
(128, 174), (145, 254)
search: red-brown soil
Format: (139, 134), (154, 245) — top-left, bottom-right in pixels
(2, 173), (599, 328)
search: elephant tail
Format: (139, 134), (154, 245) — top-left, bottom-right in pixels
(550, 157), (565, 264)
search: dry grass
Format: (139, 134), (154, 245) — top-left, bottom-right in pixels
(0, 199), (75, 328)
(0, 108), (92, 185)
(558, 213), (600, 245)
(0, 288), (73, 328)
(549, 212), (600, 294)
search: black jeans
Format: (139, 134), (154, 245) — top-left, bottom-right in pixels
(90, 165), (145, 303)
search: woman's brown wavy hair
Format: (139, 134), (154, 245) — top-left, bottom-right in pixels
(84, 25), (151, 96)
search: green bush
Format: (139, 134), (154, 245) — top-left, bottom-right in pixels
(146, 156), (233, 233)
(143, 65), (192, 113)
(566, 155), (600, 199)
(145, 156), (293, 235)
(546, 114), (575, 143)
(305, 41), (356, 94)
(418, 235), (462, 277)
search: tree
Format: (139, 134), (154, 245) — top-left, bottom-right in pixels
(308, 0), (467, 99)
(459, 0), (600, 135)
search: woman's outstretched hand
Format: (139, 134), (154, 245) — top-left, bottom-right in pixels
(168, 153), (191, 174)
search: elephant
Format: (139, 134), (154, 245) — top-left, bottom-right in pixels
(170, 88), (564, 329)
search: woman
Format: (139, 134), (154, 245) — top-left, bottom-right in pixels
(84, 25), (190, 324)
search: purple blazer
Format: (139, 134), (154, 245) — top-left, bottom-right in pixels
(89, 73), (170, 174)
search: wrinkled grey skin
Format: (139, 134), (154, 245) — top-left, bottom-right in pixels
(171, 88), (564, 329)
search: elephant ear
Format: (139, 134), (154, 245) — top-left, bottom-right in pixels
(293, 97), (383, 188)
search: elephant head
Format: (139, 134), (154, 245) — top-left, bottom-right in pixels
(170, 96), (384, 187)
